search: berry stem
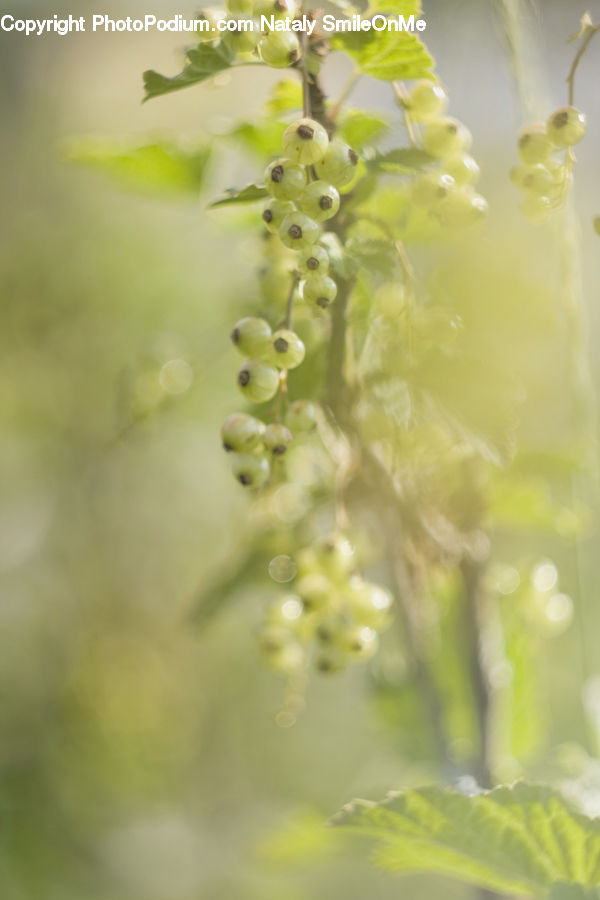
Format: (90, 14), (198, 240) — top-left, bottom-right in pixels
(567, 22), (600, 106)
(284, 271), (299, 329)
(393, 81), (419, 146)
(329, 70), (360, 122)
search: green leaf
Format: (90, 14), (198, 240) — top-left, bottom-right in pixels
(368, 146), (433, 172)
(143, 42), (235, 101)
(264, 78), (303, 116)
(333, 26), (433, 81)
(209, 183), (268, 208)
(332, 783), (600, 896)
(344, 237), (398, 278)
(550, 886), (600, 899)
(64, 138), (211, 195)
(338, 110), (390, 150)
(229, 120), (287, 158)
(369, 0), (422, 14)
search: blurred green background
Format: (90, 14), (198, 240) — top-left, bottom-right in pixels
(1, 1), (600, 897)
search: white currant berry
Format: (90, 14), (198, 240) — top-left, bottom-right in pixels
(265, 594), (305, 628)
(517, 163), (560, 196)
(444, 154), (480, 185)
(434, 187), (488, 227)
(404, 79), (448, 121)
(412, 172), (455, 208)
(314, 139), (359, 187)
(347, 578), (393, 629)
(298, 180), (340, 222)
(264, 158), (306, 201)
(263, 422), (293, 455)
(262, 199), (296, 234)
(237, 358), (280, 402)
(301, 274), (337, 309)
(546, 106), (586, 148)
(231, 452), (270, 487)
(285, 399), (318, 431)
(342, 624), (379, 659)
(231, 316), (272, 357)
(422, 117), (472, 158)
(294, 573), (332, 612)
(517, 123), (552, 164)
(259, 626), (305, 671)
(315, 535), (355, 581)
(282, 117), (329, 166)
(299, 245), (329, 274)
(270, 329), (305, 369)
(223, 18), (260, 53)
(259, 30), (300, 68)
(520, 193), (553, 223)
(196, 8), (220, 41)
(279, 212), (320, 250)
(314, 648), (347, 675)
(254, 0), (298, 17)
(221, 412), (265, 452)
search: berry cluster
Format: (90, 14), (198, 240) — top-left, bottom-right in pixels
(259, 536), (394, 675)
(402, 80), (488, 227)
(510, 106), (586, 222)
(263, 117), (358, 310)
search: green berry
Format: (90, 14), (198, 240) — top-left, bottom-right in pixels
(222, 18), (260, 53)
(263, 422), (293, 455)
(270, 328), (305, 369)
(301, 274), (337, 309)
(237, 358), (280, 402)
(298, 180), (340, 221)
(412, 172), (455, 208)
(342, 624), (379, 659)
(231, 452), (270, 487)
(516, 163), (560, 195)
(264, 158), (306, 200)
(265, 594), (305, 627)
(279, 212), (320, 250)
(195, 8), (220, 41)
(547, 106), (586, 148)
(520, 193), (553, 223)
(282, 117), (329, 165)
(443, 154), (480, 185)
(314, 139), (359, 188)
(231, 316), (272, 357)
(404, 79), (448, 121)
(262, 199), (296, 234)
(254, 0), (298, 17)
(285, 399), (318, 431)
(259, 626), (305, 672)
(422, 117), (472, 158)
(315, 535), (355, 581)
(294, 573), (332, 611)
(517, 123), (552, 164)
(259, 30), (300, 68)
(298, 245), (329, 274)
(314, 648), (347, 675)
(434, 187), (488, 227)
(347, 578), (393, 629)
(221, 412), (265, 452)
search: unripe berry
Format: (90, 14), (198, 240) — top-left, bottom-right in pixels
(231, 452), (270, 487)
(265, 593), (305, 627)
(347, 578), (393, 629)
(298, 181), (340, 221)
(412, 172), (455, 208)
(259, 30), (300, 68)
(520, 193), (552, 223)
(223, 18), (260, 53)
(285, 399), (318, 431)
(434, 187), (488, 227)
(546, 106), (586, 148)
(262, 198), (296, 234)
(294, 573), (332, 611)
(263, 422), (293, 456)
(517, 123), (552, 164)
(342, 624), (379, 659)
(254, 0), (298, 17)
(314, 139), (359, 187)
(279, 212), (320, 250)
(237, 358), (280, 402)
(264, 158), (307, 200)
(315, 535), (355, 581)
(259, 626), (305, 671)
(299, 244), (329, 274)
(301, 274), (337, 309)
(443, 154), (480, 185)
(421, 117), (472, 158)
(283, 117), (329, 165)
(314, 648), (347, 674)
(196, 8), (220, 41)
(270, 329), (305, 369)
(231, 316), (272, 357)
(221, 412), (265, 452)
(404, 79), (448, 121)
(516, 163), (560, 196)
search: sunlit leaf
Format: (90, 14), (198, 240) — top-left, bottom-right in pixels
(209, 183), (268, 208)
(143, 42), (236, 101)
(333, 27), (433, 81)
(338, 111), (389, 149)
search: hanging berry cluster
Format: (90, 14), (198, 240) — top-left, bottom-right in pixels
(510, 106), (586, 222)
(401, 80), (488, 227)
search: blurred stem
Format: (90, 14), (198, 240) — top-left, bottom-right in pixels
(567, 23), (600, 106)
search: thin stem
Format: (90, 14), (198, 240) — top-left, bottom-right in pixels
(301, 25), (311, 118)
(284, 271), (299, 329)
(567, 23), (600, 106)
(393, 81), (418, 146)
(329, 70), (360, 122)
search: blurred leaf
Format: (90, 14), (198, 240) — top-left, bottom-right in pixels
(368, 146), (432, 172)
(229, 120), (287, 158)
(259, 809), (341, 865)
(65, 138), (211, 195)
(338, 111), (389, 150)
(550, 887), (600, 900)
(490, 474), (585, 537)
(333, 27), (433, 81)
(264, 78), (303, 116)
(369, 0), (422, 13)
(344, 237), (398, 278)
(143, 42), (236, 101)
(332, 783), (600, 895)
(209, 183), (268, 208)
(188, 544), (266, 625)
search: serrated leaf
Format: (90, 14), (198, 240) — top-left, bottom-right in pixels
(209, 183), (268, 208)
(338, 110), (390, 149)
(344, 237), (398, 278)
(332, 783), (600, 896)
(264, 78), (303, 116)
(143, 42), (235, 101)
(64, 138), (211, 195)
(333, 26), (433, 81)
(368, 146), (432, 172)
